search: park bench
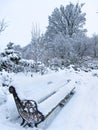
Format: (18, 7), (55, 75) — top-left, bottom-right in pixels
(9, 81), (75, 128)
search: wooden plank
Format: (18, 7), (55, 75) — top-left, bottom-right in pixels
(44, 87), (75, 119)
(39, 85), (75, 116)
(38, 91), (56, 103)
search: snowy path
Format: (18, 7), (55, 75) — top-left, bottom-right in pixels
(46, 72), (98, 130)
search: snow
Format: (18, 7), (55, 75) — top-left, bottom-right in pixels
(47, 69), (98, 130)
(0, 68), (98, 130)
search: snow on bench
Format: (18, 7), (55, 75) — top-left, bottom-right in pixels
(38, 81), (76, 118)
(9, 80), (76, 128)
(38, 79), (71, 104)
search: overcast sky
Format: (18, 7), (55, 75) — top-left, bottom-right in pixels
(0, 0), (98, 51)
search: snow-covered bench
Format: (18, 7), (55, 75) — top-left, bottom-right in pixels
(38, 81), (75, 120)
(38, 79), (71, 104)
(9, 81), (75, 128)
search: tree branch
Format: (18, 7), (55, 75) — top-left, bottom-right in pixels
(0, 19), (8, 34)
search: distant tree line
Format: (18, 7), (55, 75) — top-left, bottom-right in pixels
(0, 2), (98, 73)
(20, 3), (98, 69)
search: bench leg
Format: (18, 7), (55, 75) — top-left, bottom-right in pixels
(21, 118), (25, 126)
(35, 123), (38, 127)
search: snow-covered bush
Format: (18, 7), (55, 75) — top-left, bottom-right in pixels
(0, 42), (21, 73)
(0, 42), (47, 74)
(0, 71), (13, 105)
(0, 87), (7, 105)
(0, 70), (12, 87)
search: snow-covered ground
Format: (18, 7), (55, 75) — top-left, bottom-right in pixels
(0, 67), (98, 130)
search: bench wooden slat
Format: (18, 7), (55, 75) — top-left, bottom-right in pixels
(39, 81), (76, 116)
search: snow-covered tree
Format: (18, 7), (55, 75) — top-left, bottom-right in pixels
(72, 34), (90, 58)
(45, 2), (86, 42)
(91, 34), (98, 58)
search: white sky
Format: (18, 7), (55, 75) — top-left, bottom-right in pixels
(0, 0), (98, 51)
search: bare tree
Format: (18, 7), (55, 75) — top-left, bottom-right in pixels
(31, 24), (45, 72)
(31, 24), (41, 63)
(0, 19), (8, 34)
